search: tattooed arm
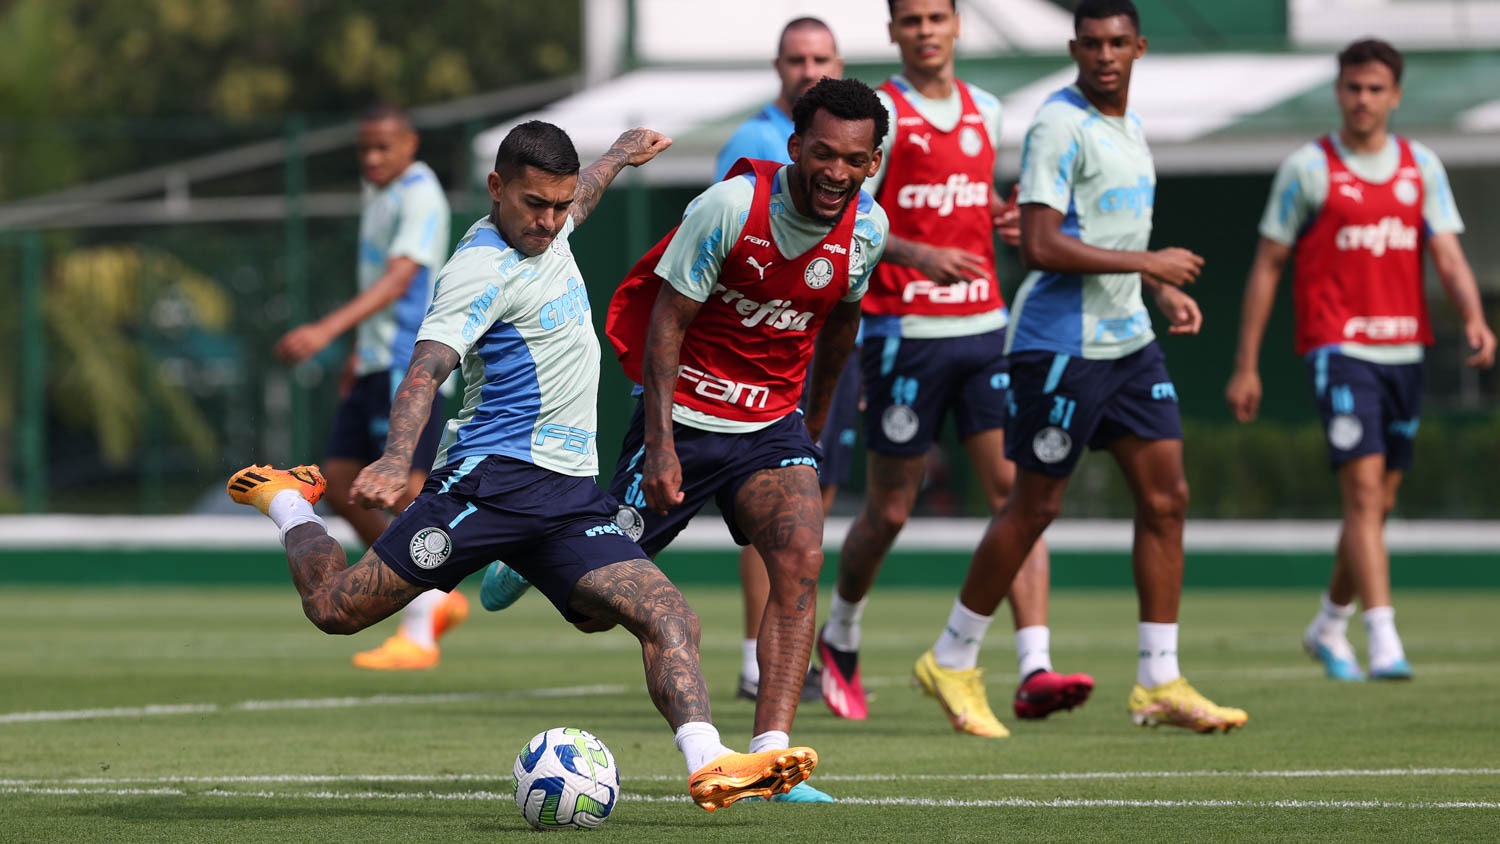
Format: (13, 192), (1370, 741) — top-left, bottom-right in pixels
(570, 128), (674, 229)
(351, 339), (459, 509)
(803, 299), (861, 443)
(639, 284), (701, 515)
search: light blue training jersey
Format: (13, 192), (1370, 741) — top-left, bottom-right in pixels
(714, 103), (795, 180)
(355, 160), (451, 379)
(1010, 85), (1157, 361)
(418, 216), (600, 477)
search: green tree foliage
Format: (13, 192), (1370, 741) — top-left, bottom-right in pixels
(0, 0), (580, 199)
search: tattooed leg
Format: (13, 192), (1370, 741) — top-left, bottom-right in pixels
(569, 559), (711, 730)
(283, 523), (426, 634)
(735, 465), (824, 736)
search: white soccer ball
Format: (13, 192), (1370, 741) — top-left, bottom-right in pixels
(511, 727), (620, 830)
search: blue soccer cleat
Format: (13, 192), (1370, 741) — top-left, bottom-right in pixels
(771, 780), (836, 803)
(479, 562), (532, 611)
(1303, 635), (1365, 681)
(1370, 658), (1413, 681)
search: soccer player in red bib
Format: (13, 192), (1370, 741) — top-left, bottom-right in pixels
(604, 77), (890, 803)
(1226, 38), (1495, 682)
(819, 0), (1091, 739)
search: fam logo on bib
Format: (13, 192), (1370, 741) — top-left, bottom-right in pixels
(409, 527), (452, 569)
(805, 257), (835, 290)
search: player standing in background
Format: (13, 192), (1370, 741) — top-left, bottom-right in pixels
(714, 16), (849, 705)
(272, 104), (466, 671)
(818, 0), (1092, 738)
(605, 78), (890, 802)
(231, 122), (820, 811)
(1225, 38), (1495, 681)
(955, 0), (1247, 733)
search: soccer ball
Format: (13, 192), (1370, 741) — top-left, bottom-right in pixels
(512, 727), (619, 830)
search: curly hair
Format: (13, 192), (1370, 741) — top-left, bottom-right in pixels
(1338, 38), (1403, 84)
(791, 77), (889, 148)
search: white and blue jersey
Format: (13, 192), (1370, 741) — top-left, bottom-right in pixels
(1010, 86), (1156, 361)
(714, 103), (795, 180)
(355, 160), (451, 379)
(418, 216), (600, 477)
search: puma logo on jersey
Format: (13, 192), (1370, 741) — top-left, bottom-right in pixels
(908, 132), (931, 154)
(746, 256), (771, 280)
(1335, 217), (1418, 256)
(1338, 184), (1364, 203)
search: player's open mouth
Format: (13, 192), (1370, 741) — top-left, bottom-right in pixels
(814, 180), (848, 209)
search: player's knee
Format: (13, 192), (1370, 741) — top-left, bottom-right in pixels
(303, 601), (362, 635)
(766, 544), (824, 585)
(1137, 478), (1189, 524)
(866, 497), (913, 535)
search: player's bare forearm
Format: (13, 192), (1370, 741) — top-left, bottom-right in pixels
(569, 560), (710, 728)
(282, 531), (422, 634)
(1020, 204), (1203, 285)
(321, 259), (422, 339)
(641, 287), (699, 450)
(381, 340), (459, 467)
(803, 301), (860, 441)
(1231, 239), (1291, 373)
(571, 128), (673, 228)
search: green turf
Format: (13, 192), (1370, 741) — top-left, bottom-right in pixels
(2, 585), (1497, 842)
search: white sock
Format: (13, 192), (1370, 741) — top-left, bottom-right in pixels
(675, 721), (733, 775)
(823, 593), (867, 652)
(1015, 625), (1053, 681)
(267, 490), (325, 547)
(931, 599), (993, 671)
(1364, 606), (1406, 670)
(748, 730), (789, 754)
(1137, 622), (1181, 688)
(741, 639), (759, 683)
(399, 589), (446, 649)
(1309, 592), (1356, 643)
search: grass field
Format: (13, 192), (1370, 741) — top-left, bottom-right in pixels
(3, 583), (1498, 842)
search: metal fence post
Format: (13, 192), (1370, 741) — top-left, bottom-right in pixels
(18, 231), (46, 513)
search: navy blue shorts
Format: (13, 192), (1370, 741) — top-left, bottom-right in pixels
(861, 328), (1010, 457)
(811, 350), (861, 488)
(1305, 349), (1423, 471)
(373, 455), (649, 623)
(326, 370), (446, 473)
(607, 401), (820, 556)
(1005, 342), (1182, 477)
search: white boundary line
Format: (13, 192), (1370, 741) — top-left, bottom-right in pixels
(4, 515), (1500, 552)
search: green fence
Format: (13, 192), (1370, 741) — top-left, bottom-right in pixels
(3, 121), (1498, 518)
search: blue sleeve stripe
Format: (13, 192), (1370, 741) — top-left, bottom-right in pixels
(457, 226), (506, 254)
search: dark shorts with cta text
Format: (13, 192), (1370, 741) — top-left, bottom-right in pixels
(607, 400), (821, 556)
(1005, 342), (1182, 477)
(1305, 349), (1422, 471)
(860, 328), (1011, 457)
(372, 455), (649, 623)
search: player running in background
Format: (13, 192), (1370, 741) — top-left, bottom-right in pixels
(604, 77), (889, 802)
(948, 0), (1247, 733)
(272, 104), (465, 671)
(230, 121), (818, 811)
(818, 0), (1091, 738)
(714, 16), (850, 705)
(1225, 38), (1495, 681)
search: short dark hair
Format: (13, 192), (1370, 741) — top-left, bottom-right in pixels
(360, 102), (413, 132)
(791, 77), (889, 148)
(778, 16), (835, 56)
(1338, 38), (1404, 84)
(886, 0), (955, 17)
(493, 120), (580, 180)
(1074, 0), (1140, 33)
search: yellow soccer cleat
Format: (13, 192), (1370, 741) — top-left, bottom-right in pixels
(433, 590), (469, 640)
(352, 631), (439, 670)
(687, 747), (817, 812)
(226, 464), (326, 513)
(912, 650), (1010, 738)
(1128, 677), (1249, 733)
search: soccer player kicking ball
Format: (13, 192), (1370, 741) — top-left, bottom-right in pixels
(229, 121), (815, 810)
(1226, 38), (1495, 681)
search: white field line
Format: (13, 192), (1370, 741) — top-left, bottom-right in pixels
(0, 685), (629, 725)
